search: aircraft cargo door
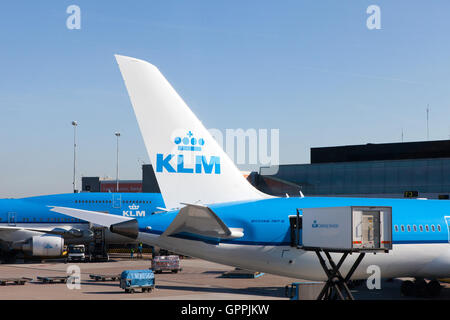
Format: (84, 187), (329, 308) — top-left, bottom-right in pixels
(444, 216), (450, 243)
(112, 194), (121, 209)
(8, 212), (16, 226)
(289, 214), (302, 247)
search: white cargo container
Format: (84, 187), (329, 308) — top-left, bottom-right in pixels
(301, 206), (392, 252)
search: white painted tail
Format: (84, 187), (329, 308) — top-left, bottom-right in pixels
(115, 55), (269, 210)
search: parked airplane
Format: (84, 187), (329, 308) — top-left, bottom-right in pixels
(52, 55), (450, 296)
(0, 192), (164, 261)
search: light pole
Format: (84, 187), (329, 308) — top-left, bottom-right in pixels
(72, 121), (78, 193)
(115, 132), (121, 192)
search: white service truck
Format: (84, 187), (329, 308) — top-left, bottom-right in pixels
(66, 244), (86, 263)
(301, 206), (392, 252)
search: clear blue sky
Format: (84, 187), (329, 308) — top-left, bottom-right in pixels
(1, 1), (450, 197)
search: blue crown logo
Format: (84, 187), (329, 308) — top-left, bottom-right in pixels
(174, 131), (205, 152)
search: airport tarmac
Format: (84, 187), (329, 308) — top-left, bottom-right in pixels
(0, 256), (450, 300)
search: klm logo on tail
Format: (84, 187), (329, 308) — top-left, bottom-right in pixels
(156, 131), (221, 174)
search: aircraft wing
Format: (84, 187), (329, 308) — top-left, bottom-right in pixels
(0, 226), (76, 236)
(0, 226), (25, 233)
(162, 204), (244, 241)
(49, 206), (133, 227)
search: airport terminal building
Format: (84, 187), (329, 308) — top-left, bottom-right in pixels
(252, 140), (450, 199)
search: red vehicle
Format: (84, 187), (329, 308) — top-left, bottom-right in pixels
(152, 255), (182, 274)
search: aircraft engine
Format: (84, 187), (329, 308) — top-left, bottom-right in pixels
(15, 235), (64, 257)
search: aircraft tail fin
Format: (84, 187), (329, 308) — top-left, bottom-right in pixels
(115, 55), (270, 209)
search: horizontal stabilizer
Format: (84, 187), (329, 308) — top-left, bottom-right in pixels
(162, 204), (244, 241)
(49, 206), (133, 228)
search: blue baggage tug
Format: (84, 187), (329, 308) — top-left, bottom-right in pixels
(120, 270), (155, 293)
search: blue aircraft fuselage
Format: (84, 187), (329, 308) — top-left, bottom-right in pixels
(0, 192), (164, 235)
(137, 197), (450, 246)
(133, 196), (450, 280)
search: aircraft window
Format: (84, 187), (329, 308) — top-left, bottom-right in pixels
(394, 225), (399, 232)
(407, 225), (411, 232)
(431, 225), (435, 232)
(438, 225), (441, 232)
(425, 225), (429, 232)
(419, 225), (423, 232)
(413, 225), (417, 232)
(40, 218), (43, 222)
(400, 225), (405, 232)
(109, 200), (111, 203)
(33, 218), (36, 222)
(0, 218), (2, 222)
